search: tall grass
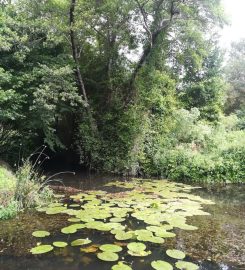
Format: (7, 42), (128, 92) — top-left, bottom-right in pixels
(0, 146), (54, 219)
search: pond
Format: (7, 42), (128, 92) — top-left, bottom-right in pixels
(0, 175), (244, 270)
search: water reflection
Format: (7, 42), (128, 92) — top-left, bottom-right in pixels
(0, 175), (244, 270)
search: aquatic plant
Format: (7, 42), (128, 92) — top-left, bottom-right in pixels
(29, 179), (213, 270)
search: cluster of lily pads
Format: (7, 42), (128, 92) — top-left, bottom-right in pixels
(31, 179), (214, 270)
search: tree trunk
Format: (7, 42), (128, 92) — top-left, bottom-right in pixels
(69, 0), (98, 133)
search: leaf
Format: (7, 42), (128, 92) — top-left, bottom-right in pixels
(151, 260), (173, 270)
(30, 245), (54, 254)
(99, 244), (122, 253)
(97, 252), (119, 261)
(166, 249), (185, 260)
(53, 241), (68, 248)
(32, 231), (50, 238)
(112, 262), (132, 270)
(175, 261), (199, 270)
(71, 239), (91, 246)
(127, 242), (146, 252)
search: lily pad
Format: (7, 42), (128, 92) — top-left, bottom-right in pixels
(99, 244), (122, 253)
(71, 239), (92, 246)
(128, 250), (151, 257)
(32, 231), (50, 238)
(97, 251), (119, 261)
(30, 245), (54, 254)
(112, 262), (132, 270)
(53, 241), (68, 248)
(115, 231), (134, 240)
(175, 261), (199, 270)
(61, 226), (77, 234)
(151, 260), (173, 270)
(127, 242), (146, 252)
(80, 245), (99, 253)
(155, 231), (176, 238)
(166, 249), (185, 259)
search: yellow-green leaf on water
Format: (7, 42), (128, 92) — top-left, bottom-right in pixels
(71, 238), (91, 246)
(61, 226), (77, 234)
(151, 260), (173, 270)
(32, 231), (50, 238)
(97, 251), (119, 261)
(53, 241), (68, 248)
(112, 262), (132, 270)
(99, 244), (122, 253)
(175, 261), (199, 270)
(30, 245), (53, 254)
(127, 242), (146, 252)
(166, 249), (185, 259)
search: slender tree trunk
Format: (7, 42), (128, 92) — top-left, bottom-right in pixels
(127, 0), (176, 103)
(69, 0), (98, 133)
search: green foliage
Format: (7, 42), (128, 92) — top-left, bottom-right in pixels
(225, 39), (245, 113)
(1, 0), (243, 183)
(15, 159), (54, 209)
(0, 200), (18, 220)
(0, 165), (16, 190)
(0, 154), (54, 220)
(149, 111), (245, 183)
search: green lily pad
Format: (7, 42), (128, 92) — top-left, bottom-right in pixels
(147, 236), (165, 244)
(53, 241), (68, 248)
(110, 217), (125, 223)
(32, 231), (50, 238)
(71, 238), (92, 246)
(175, 261), (199, 270)
(166, 249), (185, 259)
(112, 262), (132, 270)
(61, 226), (77, 234)
(115, 231), (134, 240)
(99, 244), (122, 253)
(155, 231), (176, 238)
(97, 251), (119, 261)
(30, 245), (54, 254)
(151, 260), (173, 270)
(127, 242), (146, 252)
(128, 250), (151, 257)
(46, 206), (66, 215)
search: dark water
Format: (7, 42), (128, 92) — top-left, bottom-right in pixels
(0, 173), (244, 270)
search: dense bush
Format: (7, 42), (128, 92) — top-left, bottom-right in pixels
(146, 111), (245, 183)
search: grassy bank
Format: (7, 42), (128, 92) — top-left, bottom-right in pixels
(0, 160), (54, 220)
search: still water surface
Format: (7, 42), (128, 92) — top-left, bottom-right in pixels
(0, 174), (244, 270)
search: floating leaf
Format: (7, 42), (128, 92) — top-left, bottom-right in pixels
(147, 236), (164, 244)
(97, 252), (119, 261)
(155, 231), (176, 238)
(71, 239), (92, 246)
(112, 262), (132, 270)
(53, 242), (68, 248)
(110, 217), (125, 223)
(127, 242), (146, 252)
(151, 260), (173, 270)
(166, 249), (185, 259)
(80, 245), (99, 253)
(46, 206), (66, 215)
(115, 231), (133, 240)
(128, 250), (151, 257)
(32, 231), (50, 238)
(99, 244), (122, 253)
(61, 226), (77, 234)
(175, 261), (199, 270)
(30, 245), (54, 254)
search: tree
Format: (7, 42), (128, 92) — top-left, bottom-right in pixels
(225, 39), (245, 114)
